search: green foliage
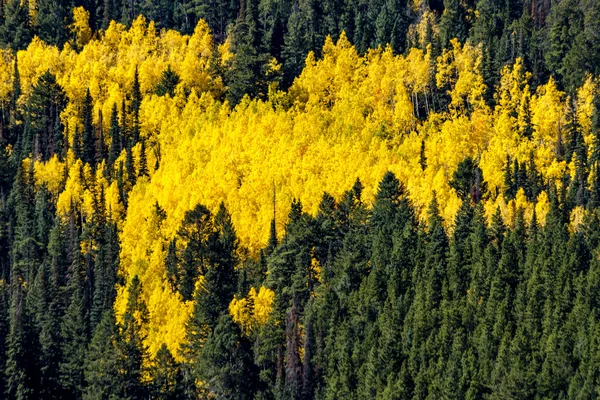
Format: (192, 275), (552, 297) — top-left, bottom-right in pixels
(0, 0), (32, 50)
(81, 89), (95, 167)
(154, 66), (180, 97)
(26, 71), (67, 161)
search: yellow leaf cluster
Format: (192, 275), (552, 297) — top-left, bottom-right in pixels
(229, 286), (275, 335)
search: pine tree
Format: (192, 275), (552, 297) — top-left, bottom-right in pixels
(282, 4), (311, 87)
(29, 263), (62, 398)
(59, 276), (89, 398)
(94, 110), (106, 166)
(197, 313), (259, 399)
(226, 0), (274, 105)
(118, 276), (148, 398)
(178, 204), (213, 301)
(102, 0), (115, 30)
(81, 89), (96, 166)
(5, 272), (40, 400)
(36, 0), (70, 46)
(72, 126), (82, 160)
(285, 299), (302, 398)
(155, 65), (180, 97)
(25, 70), (67, 161)
(138, 138), (148, 178)
(131, 67), (142, 144)
(0, 281), (9, 396)
(165, 239), (179, 292)
(419, 139), (427, 171)
(10, 161), (38, 284)
(504, 155), (516, 200)
(83, 310), (120, 400)
(149, 343), (184, 400)
(0, 0), (32, 50)
(125, 140), (136, 189)
(439, 0), (467, 47)
(107, 103), (121, 169)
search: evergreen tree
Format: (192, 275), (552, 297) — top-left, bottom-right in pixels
(419, 139), (427, 171)
(226, 0), (274, 105)
(28, 263), (62, 398)
(149, 343), (184, 400)
(5, 280), (39, 400)
(59, 276), (89, 398)
(0, 282), (8, 396)
(197, 313), (259, 399)
(26, 70), (67, 161)
(138, 138), (148, 178)
(0, 0), (32, 50)
(107, 102), (121, 168)
(155, 65), (180, 97)
(94, 110), (106, 167)
(177, 204), (212, 301)
(81, 89), (96, 166)
(165, 238), (179, 293)
(439, 0), (467, 47)
(117, 275), (148, 398)
(83, 310), (120, 400)
(36, 0), (70, 46)
(125, 140), (136, 189)
(131, 67), (142, 144)
(71, 120), (82, 157)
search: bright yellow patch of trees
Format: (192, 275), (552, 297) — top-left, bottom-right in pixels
(229, 286), (275, 335)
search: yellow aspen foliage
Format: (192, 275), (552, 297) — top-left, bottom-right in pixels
(56, 158), (85, 216)
(407, 10), (438, 50)
(535, 191), (551, 226)
(436, 39), (487, 114)
(0, 49), (13, 99)
(577, 76), (596, 139)
(229, 286), (275, 335)
(34, 155), (65, 197)
(28, 0), (37, 25)
(569, 206), (586, 233)
(507, 188), (534, 227)
(531, 77), (565, 171)
(70, 7), (92, 48)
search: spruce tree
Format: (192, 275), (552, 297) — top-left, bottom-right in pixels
(5, 280), (39, 400)
(73, 126), (82, 160)
(149, 343), (184, 400)
(439, 0), (467, 47)
(83, 310), (120, 400)
(59, 276), (89, 398)
(131, 67), (142, 144)
(0, 282), (8, 396)
(125, 140), (136, 189)
(226, 0), (274, 105)
(81, 89), (96, 166)
(138, 138), (148, 178)
(165, 238), (179, 292)
(178, 204), (213, 301)
(36, 0), (70, 46)
(118, 275), (148, 398)
(0, 0), (32, 50)
(26, 70), (67, 161)
(107, 102), (121, 168)
(155, 65), (180, 97)
(197, 313), (259, 399)
(29, 263), (62, 398)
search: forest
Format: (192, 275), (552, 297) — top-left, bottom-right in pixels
(0, 0), (600, 398)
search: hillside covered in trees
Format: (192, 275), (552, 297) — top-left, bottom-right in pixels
(1, 0), (600, 398)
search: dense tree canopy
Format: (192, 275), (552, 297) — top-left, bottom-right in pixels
(0, 1), (599, 399)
